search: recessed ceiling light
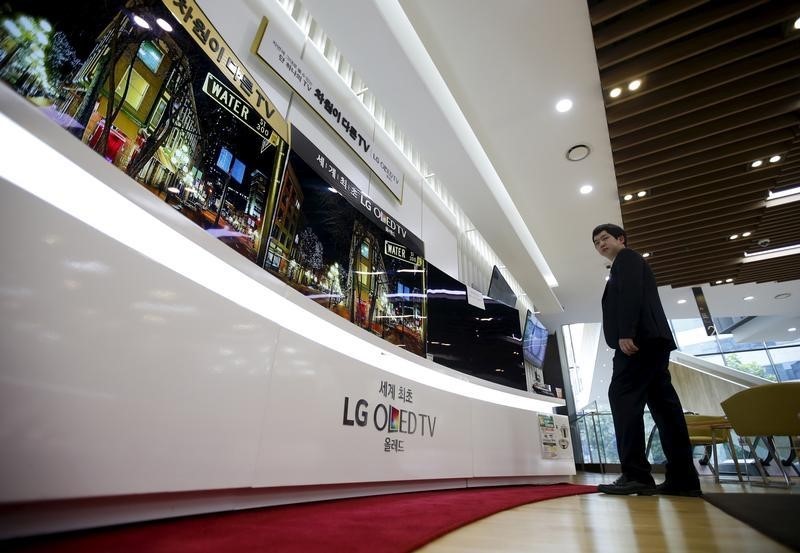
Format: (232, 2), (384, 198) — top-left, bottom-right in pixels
(566, 144), (591, 161)
(605, 275), (610, 281)
(132, 14), (150, 29)
(789, 327), (797, 332)
(156, 18), (173, 32)
(609, 87), (622, 98)
(774, 293), (791, 300)
(642, 252), (651, 258)
(556, 99), (573, 112)
(623, 194), (633, 201)
(729, 234), (739, 240)
(794, 16), (800, 30)
(743, 296), (755, 301)
(677, 299), (687, 304)
(751, 160), (763, 168)
(725, 278), (733, 283)
(715, 280), (723, 284)
(637, 190), (647, 198)
(742, 231), (751, 237)
(580, 184), (593, 194)
(628, 79), (642, 91)
(769, 155), (781, 163)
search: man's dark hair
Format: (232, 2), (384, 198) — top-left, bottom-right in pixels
(592, 223), (627, 245)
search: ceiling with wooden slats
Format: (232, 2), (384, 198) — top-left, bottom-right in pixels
(588, 0), (800, 288)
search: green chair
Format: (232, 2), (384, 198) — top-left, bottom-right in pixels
(684, 414), (743, 483)
(721, 382), (800, 488)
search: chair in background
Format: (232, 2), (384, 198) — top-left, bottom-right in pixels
(721, 382), (800, 488)
(684, 414), (743, 483)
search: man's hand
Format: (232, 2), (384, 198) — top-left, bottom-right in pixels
(619, 338), (639, 356)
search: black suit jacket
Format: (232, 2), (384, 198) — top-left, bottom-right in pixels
(602, 248), (676, 351)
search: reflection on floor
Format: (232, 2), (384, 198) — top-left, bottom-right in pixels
(418, 471), (798, 553)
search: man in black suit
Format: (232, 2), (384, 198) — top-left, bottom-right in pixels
(592, 223), (700, 496)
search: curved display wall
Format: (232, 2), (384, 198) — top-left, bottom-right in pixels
(0, 0), (572, 539)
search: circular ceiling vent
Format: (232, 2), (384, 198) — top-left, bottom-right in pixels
(566, 144), (591, 162)
(774, 293), (791, 300)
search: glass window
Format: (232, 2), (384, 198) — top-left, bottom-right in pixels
(721, 350), (776, 381)
(696, 353), (726, 367)
(716, 334), (766, 354)
(672, 318), (720, 355)
(115, 67), (149, 110)
(149, 96), (169, 128)
(137, 41), (164, 73)
(769, 345), (800, 381)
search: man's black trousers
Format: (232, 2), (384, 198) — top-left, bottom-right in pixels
(608, 344), (699, 486)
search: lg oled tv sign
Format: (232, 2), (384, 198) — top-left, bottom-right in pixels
(342, 380), (437, 453)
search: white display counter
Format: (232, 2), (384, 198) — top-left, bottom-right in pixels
(0, 81), (571, 539)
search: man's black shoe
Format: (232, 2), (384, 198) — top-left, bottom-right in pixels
(598, 475), (656, 496)
(655, 482), (702, 497)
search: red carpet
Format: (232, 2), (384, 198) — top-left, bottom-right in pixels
(5, 483), (597, 552)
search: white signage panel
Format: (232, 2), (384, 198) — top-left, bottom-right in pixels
(538, 414), (573, 460)
(255, 328), (473, 486)
(471, 402), (575, 477)
(254, 16), (405, 202)
(466, 286), (486, 310)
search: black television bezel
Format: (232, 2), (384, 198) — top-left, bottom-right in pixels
(426, 264), (526, 390)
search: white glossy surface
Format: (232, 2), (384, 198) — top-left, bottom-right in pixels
(0, 181), (278, 500)
(472, 403), (575, 477)
(0, 74), (572, 506)
(255, 329), (473, 486)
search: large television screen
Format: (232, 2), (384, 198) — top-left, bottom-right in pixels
(427, 264), (526, 390)
(262, 129), (426, 357)
(523, 310), (548, 368)
(487, 265), (517, 308)
(0, 1), (288, 267)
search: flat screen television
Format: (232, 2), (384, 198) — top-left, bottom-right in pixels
(522, 310), (548, 369)
(427, 263), (526, 390)
(487, 265), (517, 308)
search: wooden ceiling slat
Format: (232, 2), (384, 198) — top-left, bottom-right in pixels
(632, 227), (800, 259)
(623, 177), (774, 215)
(636, 236), (760, 259)
(739, 269), (800, 281)
(651, 257), (746, 276)
(589, 0), (648, 26)
(613, 97), (800, 159)
(611, 87), (800, 147)
(625, 215), (762, 243)
(630, 225), (772, 250)
(598, 2), (800, 83)
(590, 1), (800, 289)
(593, 0), (710, 49)
(740, 265), (800, 277)
(618, 138), (795, 182)
(618, 139), (795, 189)
(655, 263), (744, 280)
(597, 0), (767, 70)
(605, 44), (800, 123)
(625, 202), (763, 232)
(610, 79), (800, 139)
(615, 117), (798, 174)
(624, 191), (766, 223)
(643, 243), (760, 260)
(607, 63), (799, 127)
(602, 32), (800, 100)
(618, 158), (792, 199)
